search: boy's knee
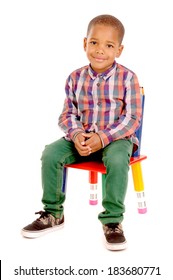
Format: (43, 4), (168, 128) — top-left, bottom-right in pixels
(108, 154), (126, 167)
(103, 150), (130, 171)
(41, 143), (57, 164)
(103, 140), (132, 167)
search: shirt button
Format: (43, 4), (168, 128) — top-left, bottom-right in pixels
(97, 82), (100, 87)
(97, 102), (101, 106)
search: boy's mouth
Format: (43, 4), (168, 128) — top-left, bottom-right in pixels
(94, 57), (106, 62)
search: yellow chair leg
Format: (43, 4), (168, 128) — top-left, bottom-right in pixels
(131, 162), (147, 214)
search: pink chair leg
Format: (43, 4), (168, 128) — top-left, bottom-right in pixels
(89, 171), (98, 205)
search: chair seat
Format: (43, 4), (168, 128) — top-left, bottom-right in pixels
(65, 155), (147, 174)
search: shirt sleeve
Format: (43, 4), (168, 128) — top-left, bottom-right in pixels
(58, 75), (85, 140)
(97, 73), (142, 147)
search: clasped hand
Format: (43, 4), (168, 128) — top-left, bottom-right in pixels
(74, 132), (102, 156)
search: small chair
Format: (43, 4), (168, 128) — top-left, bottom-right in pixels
(63, 87), (147, 214)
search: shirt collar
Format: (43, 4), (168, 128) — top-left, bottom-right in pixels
(88, 61), (116, 80)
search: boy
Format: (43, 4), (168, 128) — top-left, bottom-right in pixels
(22, 14), (141, 251)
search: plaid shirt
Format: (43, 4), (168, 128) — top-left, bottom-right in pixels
(58, 61), (142, 148)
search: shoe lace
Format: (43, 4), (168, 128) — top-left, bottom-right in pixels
(35, 211), (49, 222)
(106, 223), (122, 234)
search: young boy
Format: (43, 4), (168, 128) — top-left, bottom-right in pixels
(22, 14), (141, 251)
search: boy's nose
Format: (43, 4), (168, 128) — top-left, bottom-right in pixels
(96, 49), (104, 54)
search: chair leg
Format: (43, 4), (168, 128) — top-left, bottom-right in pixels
(89, 171), (98, 205)
(131, 162), (147, 214)
(102, 174), (106, 199)
(62, 167), (68, 193)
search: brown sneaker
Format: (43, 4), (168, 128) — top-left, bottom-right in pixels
(103, 223), (127, 251)
(21, 211), (64, 238)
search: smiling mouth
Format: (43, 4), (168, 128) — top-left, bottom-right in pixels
(94, 57), (106, 62)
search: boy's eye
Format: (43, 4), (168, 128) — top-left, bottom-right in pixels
(90, 41), (97, 45)
(107, 44), (114, 48)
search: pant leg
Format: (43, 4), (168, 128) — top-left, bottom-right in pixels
(41, 137), (80, 218)
(98, 139), (133, 225)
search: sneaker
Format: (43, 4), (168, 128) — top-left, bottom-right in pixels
(103, 223), (127, 251)
(21, 211), (64, 238)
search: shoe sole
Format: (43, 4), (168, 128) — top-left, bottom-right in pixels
(21, 222), (64, 238)
(104, 239), (127, 251)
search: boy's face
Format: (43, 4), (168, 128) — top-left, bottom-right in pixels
(84, 24), (124, 73)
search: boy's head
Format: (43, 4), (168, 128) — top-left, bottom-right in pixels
(87, 14), (125, 45)
(84, 14), (125, 73)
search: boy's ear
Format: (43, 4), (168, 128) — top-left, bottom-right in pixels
(83, 37), (87, 51)
(116, 45), (124, 58)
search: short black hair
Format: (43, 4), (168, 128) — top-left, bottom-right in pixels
(87, 14), (125, 44)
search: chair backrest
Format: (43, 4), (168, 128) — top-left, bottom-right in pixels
(132, 87), (145, 157)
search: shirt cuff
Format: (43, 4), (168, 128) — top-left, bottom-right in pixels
(71, 129), (85, 142)
(97, 131), (113, 147)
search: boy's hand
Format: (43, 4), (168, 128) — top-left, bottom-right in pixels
(82, 132), (102, 153)
(74, 133), (92, 156)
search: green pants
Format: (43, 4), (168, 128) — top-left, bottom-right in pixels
(41, 137), (133, 224)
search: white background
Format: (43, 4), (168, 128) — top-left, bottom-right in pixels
(0, 0), (173, 279)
